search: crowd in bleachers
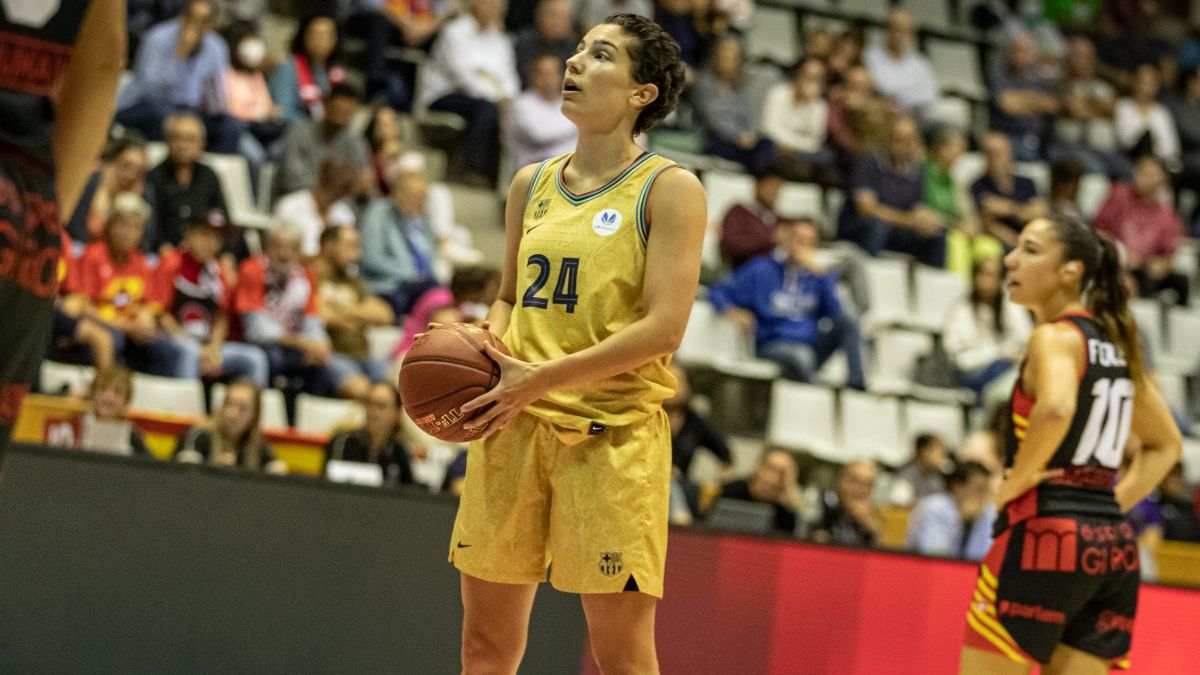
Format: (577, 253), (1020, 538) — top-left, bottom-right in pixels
(28, 0), (1200, 574)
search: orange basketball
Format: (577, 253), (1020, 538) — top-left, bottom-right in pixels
(399, 323), (509, 442)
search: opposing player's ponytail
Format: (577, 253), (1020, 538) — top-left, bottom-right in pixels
(1088, 234), (1144, 383)
(1048, 214), (1144, 383)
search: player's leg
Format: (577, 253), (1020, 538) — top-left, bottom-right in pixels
(959, 646), (1033, 675)
(580, 592), (659, 675)
(1041, 645), (1111, 675)
(459, 573), (537, 675)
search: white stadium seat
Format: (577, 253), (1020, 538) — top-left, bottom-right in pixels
(1163, 307), (1200, 375)
(746, 6), (799, 66)
(904, 399), (965, 451)
(295, 394), (365, 435)
(702, 170), (755, 227)
(1014, 162), (1050, 196)
(130, 375), (206, 419)
(776, 182), (824, 221)
(923, 96), (972, 131)
(870, 329), (933, 395)
(926, 39), (985, 100)
(839, 389), (908, 466)
(902, 0), (955, 30)
(767, 380), (840, 462)
(840, 0), (890, 21)
(951, 152), (986, 188)
(909, 265), (967, 333)
(40, 362), (94, 396)
(1129, 298), (1164, 357)
(204, 153), (273, 229)
(1077, 173), (1110, 220)
(862, 257), (912, 329)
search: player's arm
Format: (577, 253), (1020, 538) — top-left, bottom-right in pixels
(482, 163), (540, 339)
(463, 168), (707, 434)
(1114, 374), (1182, 512)
(995, 324), (1081, 506)
(54, 0), (127, 219)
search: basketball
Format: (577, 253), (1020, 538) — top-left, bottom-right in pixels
(399, 323), (510, 442)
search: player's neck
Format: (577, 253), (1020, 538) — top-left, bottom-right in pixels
(1033, 295), (1085, 324)
(569, 131), (643, 181)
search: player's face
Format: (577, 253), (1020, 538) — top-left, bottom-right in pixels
(562, 25), (654, 131)
(1004, 218), (1070, 307)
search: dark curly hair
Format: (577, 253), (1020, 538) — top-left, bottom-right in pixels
(602, 13), (686, 136)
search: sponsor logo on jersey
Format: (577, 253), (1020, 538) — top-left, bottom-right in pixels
(998, 600), (1066, 625)
(599, 552), (622, 577)
(1020, 517), (1078, 573)
(592, 208), (621, 236)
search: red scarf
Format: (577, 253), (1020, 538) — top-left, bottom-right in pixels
(293, 54), (344, 121)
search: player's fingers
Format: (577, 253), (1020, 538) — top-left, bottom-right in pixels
(464, 403), (505, 432)
(1042, 468), (1065, 481)
(483, 341), (517, 366)
(460, 390), (498, 414)
(426, 322), (444, 331)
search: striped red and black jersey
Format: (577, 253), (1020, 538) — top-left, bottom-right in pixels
(1006, 312), (1132, 522)
(0, 0), (92, 166)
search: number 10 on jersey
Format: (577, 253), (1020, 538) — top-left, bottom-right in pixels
(522, 255), (580, 313)
(1073, 377), (1134, 469)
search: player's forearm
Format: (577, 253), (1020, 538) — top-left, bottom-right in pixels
(53, 0), (126, 218)
(486, 299), (515, 340)
(532, 315), (681, 394)
(1009, 403), (1075, 486)
(1115, 439), (1181, 512)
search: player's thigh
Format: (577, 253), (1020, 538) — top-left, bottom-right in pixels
(959, 646), (1034, 675)
(460, 573), (538, 643)
(1042, 644), (1111, 675)
(580, 592), (658, 673)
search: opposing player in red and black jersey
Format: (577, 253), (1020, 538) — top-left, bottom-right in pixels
(0, 0), (126, 452)
(960, 214), (1182, 674)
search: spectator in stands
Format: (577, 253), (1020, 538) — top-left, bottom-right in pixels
(1165, 66), (1200, 215)
(761, 57), (837, 186)
(716, 448), (801, 535)
(907, 460), (997, 560)
(145, 112), (228, 254)
(665, 364), (733, 479)
(223, 23), (286, 178)
(827, 65), (895, 167)
(970, 132), (1047, 249)
(514, 0), (577, 88)
(655, 0), (707, 70)
(1050, 36), (1126, 179)
(990, 30), (1061, 162)
(394, 265), (501, 359)
(694, 36), (775, 174)
(156, 215), (270, 388)
(86, 366), (150, 457)
(1093, 154), (1189, 305)
(417, 0), (520, 187)
(720, 171), (783, 269)
(892, 433), (950, 506)
(825, 29), (864, 85)
(325, 382), (415, 486)
(1145, 463), (1200, 542)
(313, 226), (395, 382)
(268, 14), (346, 123)
(925, 126), (995, 279)
(995, 0), (1067, 65)
(48, 303), (117, 373)
(943, 257), (1033, 403)
(506, 54), (578, 171)
(274, 159), (359, 257)
(75, 194), (190, 378)
(234, 224), (371, 400)
(365, 107), (407, 195)
(345, 0), (447, 110)
(862, 9), (940, 120)
(174, 378), (285, 473)
(276, 83), (371, 198)
(709, 217), (867, 389)
(581, 0), (654, 32)
(1115, 63), (1181, 169)
(65, 135), (153, 244)
(359, 165), (441, 317)
(810, 459), (881, 547)
(1048, 157), (1086, 220)
(115, 0), (241, 154)
(838, 116), (946, 267)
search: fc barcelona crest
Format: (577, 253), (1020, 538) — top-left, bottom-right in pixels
(599, 552), (622, 577)
(533, 199), (550, 219)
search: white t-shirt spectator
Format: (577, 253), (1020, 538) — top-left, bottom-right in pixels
(863, 45), (940, 113)
(760, 83), (828, 153)
(506, 90), (578, 170)
(273, 190), (356, 257)
(942, 298), (1033, 372)
(1114, 98), (1181, 164)
(417, 14), (520, 110)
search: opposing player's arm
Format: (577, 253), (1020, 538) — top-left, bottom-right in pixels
(1115, 374), (1182, 512)
(54, 0), (126, 219)
(462, 168), (707, 434)
(483, 163), (540, 339)
(996, 324), (1082, 505)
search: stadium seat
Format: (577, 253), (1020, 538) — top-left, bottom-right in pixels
(130, 374), (206, 419)
(1077, 173), (1110, 220)
(702, 170), (755, 227)
(839, 0), (890, 21)
(870, 329), (933, 395)
(1164, 307), (1200, 375)
(861, 257), (912, 329)
(745, 5), (799, 66)
(204, 153), (273, 229)
(679, 300), (781, 378)
(776, 182), (824, 221)
(145, 141), (168, 167)
(1129, 298), (1165, 357)
(904, 399), (965, 451)
(767, 380), (840, 462)
(901, 0), (954, 30)
(39, 361), (94, 396)
(922, 96), (972, 131)
(1014, 161), (1049, 195)
(1181, 437), (1200, 485)
(210, 384), (289, 431)
(926, 38), (985, 100)
(1156, 372), (1188, 415)
(951, 151), (986, 187)
(295, 394), (365, 435)
(908, 265), (966, 332)
(839, 389), (908, 466)
(257, 163), (275, 213)
(366, 325), (405, 363)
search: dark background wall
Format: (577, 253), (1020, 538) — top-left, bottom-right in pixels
(0, 445), (589, 674)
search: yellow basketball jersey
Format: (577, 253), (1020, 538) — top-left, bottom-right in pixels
(506, 151), (679, 431)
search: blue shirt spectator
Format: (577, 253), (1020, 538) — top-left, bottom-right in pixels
(117, 9), (229, 113)
(907, 461), (997, 561)
(358, 169), (440, 317)
(709, 218), (866, 388)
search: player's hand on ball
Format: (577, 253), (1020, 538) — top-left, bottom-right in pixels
(460, 342), (545, 437)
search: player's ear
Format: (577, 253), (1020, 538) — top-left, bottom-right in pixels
(629, 82), (658, 112)
(1060, 260), (1084, 284)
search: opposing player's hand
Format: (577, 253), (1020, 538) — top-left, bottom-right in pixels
(995, 467), (1065, 507)
(460, 342), (546, 437)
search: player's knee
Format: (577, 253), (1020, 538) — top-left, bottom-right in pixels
(461, 622), (524, 674)
(588, 639), (657, 675)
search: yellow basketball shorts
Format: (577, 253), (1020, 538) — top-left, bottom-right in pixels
(448, 409), (671, 598)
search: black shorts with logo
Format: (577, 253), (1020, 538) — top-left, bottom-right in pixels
(0, 152), (61, 455)
(965, 511), (1139, 666)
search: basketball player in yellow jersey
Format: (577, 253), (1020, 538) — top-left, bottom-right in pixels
(445, 13), (704, 675)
